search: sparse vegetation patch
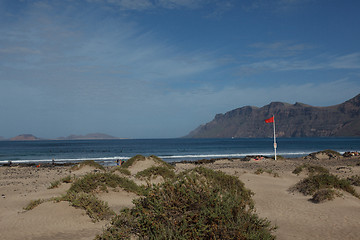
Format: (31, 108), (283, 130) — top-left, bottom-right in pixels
(97, 167), (276, 240)
(59, 172), (144, 221)
(311, 189), (337, 203)
(292, 164), (329, 176)
(255, 168), (279, 177)
(64, 192), (114, 221)
(24, 199), (44, 211)
(135, 166), (175, 180)
(71, 160), (105, 171)
(347, 175), (360, 186)
(68, 172), (144, 195)
(305, 149), (341, 160)
(61, 175), (73, 183)
(291, 173), (359, 201)
(121, 155), (146, 168)
(48, 180), (61, 189)
(113, 167), (131, 176)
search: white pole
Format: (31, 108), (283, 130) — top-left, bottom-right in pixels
(273, 115), (277, 160)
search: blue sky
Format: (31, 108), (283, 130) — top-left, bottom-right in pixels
(1, 0), (360, 139)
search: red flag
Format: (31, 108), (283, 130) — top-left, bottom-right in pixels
(265, 116), (274, 123)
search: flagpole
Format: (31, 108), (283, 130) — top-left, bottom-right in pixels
(273, 115), (277, 160)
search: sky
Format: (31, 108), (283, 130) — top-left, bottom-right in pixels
(1, 0), (360, 139)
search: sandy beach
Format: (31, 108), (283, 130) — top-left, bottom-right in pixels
(1, 155), (360, 240)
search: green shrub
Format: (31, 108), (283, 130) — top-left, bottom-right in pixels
(71, 160), (105, 171)
(347, 175), (360, 186)
(68, 172), (144, 195)
(306, 150), (341, 159)
(292, 164), (329, 176)
(24, 199), (44, 211)
(113, 167), (131, 176)
(121, 155), (146, 168)
(64, 192), (114, 221)
(322, 149), (342, 156)
(97, 167), (276, 240)
(136, 166), (175, 180)
(121, 155), (174, 170)
(273, 172), (280, 178)
(48, 180), (61, 189)
(291, 173), (359, 199)
(55, 171), (144, 222)
(255, 168), (279, 177)
(311, 189), (336, 203)
(61, 175), (73, 183)
(255, 168), (265, 175)
(149, 155), (175, 169)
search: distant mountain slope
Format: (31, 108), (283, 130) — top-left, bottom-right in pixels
(58, 133), (118, 140)
(10, 134), (40, 141)
(185, 94), (360, 138)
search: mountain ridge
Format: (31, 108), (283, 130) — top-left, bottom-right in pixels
(185, 94), (360, 138)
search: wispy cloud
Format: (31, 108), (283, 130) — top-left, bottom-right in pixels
(242, 0), (311, 12)
(0, 0), (221, 102)
(0, 0), (359, 138)
(237, 46), (360, 76)
(86, 0), (209, 11)
(329, 53), (360, 69)
(249, 41), (314, 58)
(86, 0), (234, 15)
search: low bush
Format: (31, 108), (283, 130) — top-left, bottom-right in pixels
(24, 199), (44, 211)
(113, 167), (131, 176)
(64, 192), (114, 221)
(71, 160), (105, 171)
(62, 172), (144, 221)
(311, 189), (336, 203)
(347, 175), (360, 186)
(292, 164), (329, 176)
(291, 173), (359, 199)
(48, 180), (61, 189)
(149, 155), (174, 168)
(322, 149), (342, 156)
(61, 175), (73, 183)
(97, 167), (276, 239)
(135, 166), (175, 180)
(255, 168), (279, 177)
(121, 155), (174, 170)
(68, 172), (144, 195)
(121, 155), (146, 168)
(306, 150), (341, 160)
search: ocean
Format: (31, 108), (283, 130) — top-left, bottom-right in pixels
(1, 137), (360, 165)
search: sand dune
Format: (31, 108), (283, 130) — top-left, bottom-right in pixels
(1, 156), (359, 239)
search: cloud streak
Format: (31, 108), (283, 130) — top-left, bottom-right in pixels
(0, 0), (359, 138)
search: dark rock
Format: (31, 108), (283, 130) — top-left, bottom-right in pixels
(185, 94), (360, 138)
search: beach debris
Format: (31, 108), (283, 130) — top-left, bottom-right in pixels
(254, 156), (264, 161)
(343, 151), (359, 157)
(1, 194), (5, 198)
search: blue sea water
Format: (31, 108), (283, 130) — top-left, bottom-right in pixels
(0, 138), (360, 165)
